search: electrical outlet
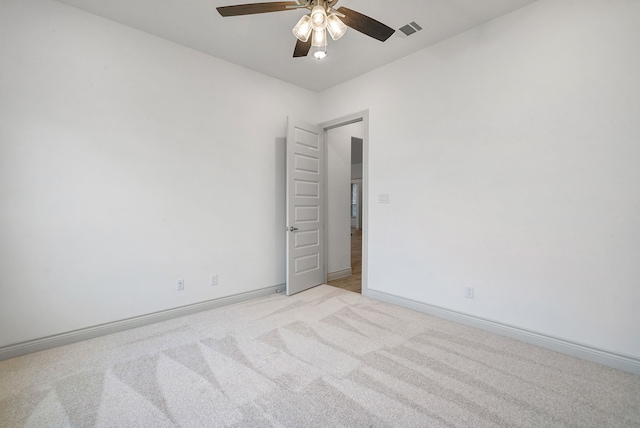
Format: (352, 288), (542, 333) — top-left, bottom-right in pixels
(177, 279), (184, 291)
(210, 274), (218, 286)
(465, 287), (474, 299)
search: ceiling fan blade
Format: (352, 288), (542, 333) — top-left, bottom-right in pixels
(293, 38), (311, 57)
(336, 6), (395, 42)
(217, 1), (300, 17)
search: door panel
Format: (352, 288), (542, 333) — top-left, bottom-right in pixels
(286, 118), (325, 295)
(295, 230), (319, 248)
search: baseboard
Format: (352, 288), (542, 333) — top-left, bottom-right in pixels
(327, 268), (352, 281)
(0, 284), (286, 361)
(364, 289), (640, 375)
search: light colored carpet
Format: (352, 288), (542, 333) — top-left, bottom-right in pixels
(1, 285), (639, 427)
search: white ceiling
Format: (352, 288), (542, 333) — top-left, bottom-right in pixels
(54, 0), (539, 92)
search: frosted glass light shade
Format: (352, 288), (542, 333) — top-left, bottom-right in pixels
(311, 29), (327, 47)
(310, 5), (327, 31)
(313, 46), (327, 59)
(292, 14), (312, 42)
(327, 14), (347, 40)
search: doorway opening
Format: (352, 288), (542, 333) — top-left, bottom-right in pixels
(322, 112), (367, 294)
(326, 225), (362, 293)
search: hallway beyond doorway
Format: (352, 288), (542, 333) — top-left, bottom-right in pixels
(327, 229), (362, 293)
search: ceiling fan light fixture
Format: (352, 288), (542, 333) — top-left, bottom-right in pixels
(292, 14), (312, 42)
(326, 13), (347, 40)
(310, 5), (327, 31)
(217, 0), (396, 59)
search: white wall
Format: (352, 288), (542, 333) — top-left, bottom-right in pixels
(326, 123), (363, 275)
(0, 0), (318, 347)
(318, 0), (640, 358)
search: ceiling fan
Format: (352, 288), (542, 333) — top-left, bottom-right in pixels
(216, 0), (395, 59)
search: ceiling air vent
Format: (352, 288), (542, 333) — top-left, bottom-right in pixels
(399, 21), (422, 37)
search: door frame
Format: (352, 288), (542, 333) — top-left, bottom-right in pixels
(319, 110), (369, 294)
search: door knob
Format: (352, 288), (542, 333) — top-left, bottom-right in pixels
(288, 226), (299, 231)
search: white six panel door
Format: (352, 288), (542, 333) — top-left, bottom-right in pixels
(286, 118), (325, 295)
